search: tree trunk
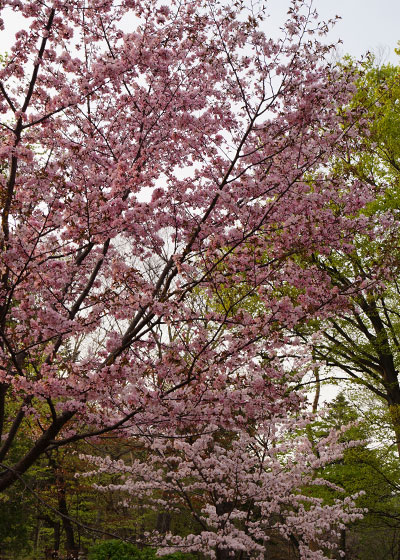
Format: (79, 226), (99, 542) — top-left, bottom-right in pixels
(54, 521), (61, 553)
(47, 453), (77, 554)
(54, 466), (76, 552)
(384, 373), (400, 457)
(216, 547), (231, 560)
(156, 512), (171, 533)
(340, 528), (346, 559)
(388, 402), (400, 458)
(215, 501), (234, 560)
(0, 411), (74, 491)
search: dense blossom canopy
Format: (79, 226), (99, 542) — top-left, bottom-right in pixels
(0, 0), (375, 557)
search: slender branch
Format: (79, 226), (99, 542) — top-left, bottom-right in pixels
(21, 9), (55, 113)
(0, 398), (31, 463)
(0, 82), (16, 112)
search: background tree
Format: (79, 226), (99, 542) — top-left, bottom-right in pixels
(291, 55), (400, 455)
(85, 394), (363, 560)
(309, 391), (400, 560)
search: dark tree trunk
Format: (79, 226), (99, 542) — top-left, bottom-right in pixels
(55, 467), (76, 552)
(216, 548), (231, 560)
(47, 453), (77, 554)
(54, 521), (61, 551)
(215, 501), (234, 560)
(0, 411), (74, 491)
(340, 528), (346, 559)
(156, 512), (171, 533)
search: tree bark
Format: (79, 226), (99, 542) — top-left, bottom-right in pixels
(0, 411), (74, 491)
(156, 511), (171, 534)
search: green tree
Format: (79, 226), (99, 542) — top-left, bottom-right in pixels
(311, 392), (400, 559)
(292, 55), (400, 456)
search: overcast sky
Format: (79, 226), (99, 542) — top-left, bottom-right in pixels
(313, 0), (400, 62)
(267, 0), (400, 64)
(1, 1), (399, 65)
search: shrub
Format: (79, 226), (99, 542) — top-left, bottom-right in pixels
(88, 540), (195, 560)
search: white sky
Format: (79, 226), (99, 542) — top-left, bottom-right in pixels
(315, 0), (400, 62)
(266, 0), (400, 64)
(1, 1), (399, 65)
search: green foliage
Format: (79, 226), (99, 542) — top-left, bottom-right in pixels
(336, 54), (400, 218)
(88, 541), (154, 560)
(308, 392), (400, 558)
(0, 482), (33, 557)
(88, 540), (195, 560)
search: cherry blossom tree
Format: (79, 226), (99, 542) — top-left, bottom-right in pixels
(85, 394), (364, 560)
(0, 0), (374, 551)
